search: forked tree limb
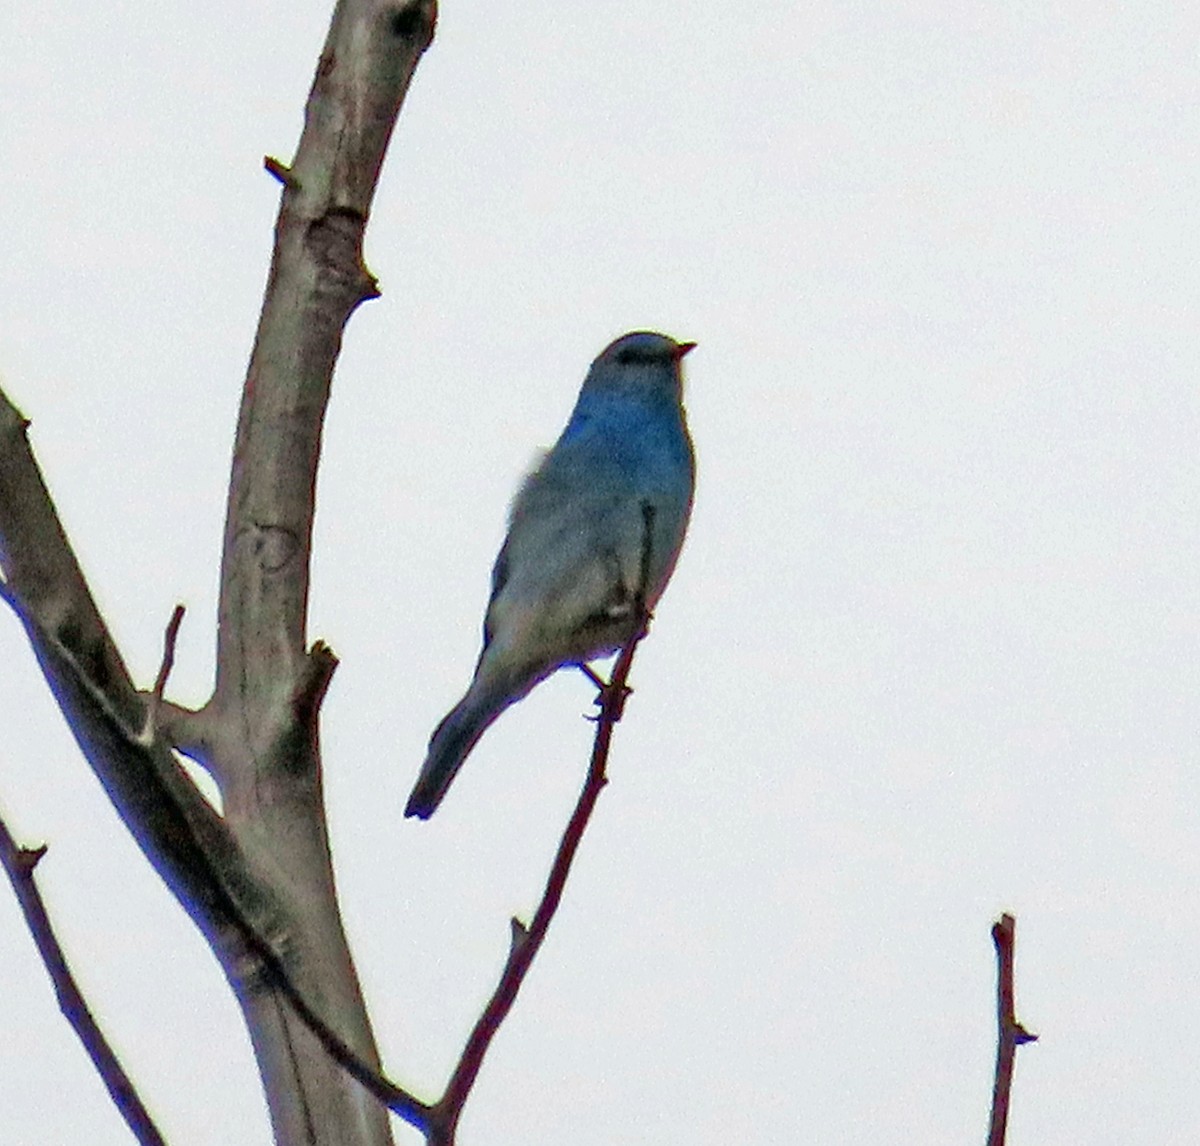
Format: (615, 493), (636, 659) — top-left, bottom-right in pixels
(195, 5), (437, 1141)
(2, 3), (672, 1142)
(0, 393), (277, 953)
(151, 608), (432, 1129)
(0, 579), (431, 1131)
(0, 3), (438, 1144)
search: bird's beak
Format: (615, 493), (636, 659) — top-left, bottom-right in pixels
(675, 341), (698, 359)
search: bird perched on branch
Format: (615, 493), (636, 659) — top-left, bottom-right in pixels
(405, 330), (696, 819)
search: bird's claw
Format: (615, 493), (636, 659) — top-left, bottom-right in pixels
(585, 681), (633, 722)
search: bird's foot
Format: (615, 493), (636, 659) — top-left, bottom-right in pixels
(577, 662), (633, 721)
(602, 681), (633, 721)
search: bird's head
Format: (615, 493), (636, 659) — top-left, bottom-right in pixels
(585, 331), (696, 400)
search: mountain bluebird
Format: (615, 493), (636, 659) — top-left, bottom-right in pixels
(405, 330), (696, 819)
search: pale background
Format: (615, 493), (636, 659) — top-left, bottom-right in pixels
(2, 2), (1198, 1143)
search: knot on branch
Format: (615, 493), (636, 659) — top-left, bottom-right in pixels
(251, 523), (300, 574)
(306, 209), (378, 307)
(388, 0), (437, 47)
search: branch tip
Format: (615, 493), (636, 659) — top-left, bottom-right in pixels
(987, 912), (1036, 1146)
(0, 810), (166, 1144)
(142, 604), (186, 744)
(292, 641), (340, 730)
(306, 641), (341, 688)
(309, 639), (339, 667)
(0, 387), (31, 431)
(263, 156), (297, 188)
(18, 843), (48, 874)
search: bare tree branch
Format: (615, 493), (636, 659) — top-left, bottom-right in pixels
(148, 611), (436, 1128)
(213, 0), (437, 725)
(988, 912), (1038, 1146)
(0, 394), (280, 953)
(0, 2), (439, 1142)
(182, 2), (439, 1140)
(5, 3), (672, 1141)
(0, 472), (430, 1133)
(0, 809), (166, 1146)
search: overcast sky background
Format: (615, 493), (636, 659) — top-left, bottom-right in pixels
(2, 2), (1198, 1143)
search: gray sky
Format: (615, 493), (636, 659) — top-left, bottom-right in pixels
(2, 1), (1198, 1142)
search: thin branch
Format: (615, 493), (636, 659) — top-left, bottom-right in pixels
(140, 605), (185, 745)
(0, 809), (166, 1146)
(261, 950), (431, 1130)
(263, 155), (297, 188)
(0, 389), (142, 733)
(987, 913), (1038, 1146)
(427, 504), (660, 1145)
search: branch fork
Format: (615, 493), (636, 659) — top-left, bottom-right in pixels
(0, 3), (671, 1142)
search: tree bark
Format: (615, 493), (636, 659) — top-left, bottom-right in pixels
(174, 2), (438, 1141)
(0, 2), (437, 1143)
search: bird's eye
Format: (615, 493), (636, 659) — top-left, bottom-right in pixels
(616, 349), (636, 364)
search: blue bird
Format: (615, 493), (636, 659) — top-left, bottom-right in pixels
(405, 330), (696, 819)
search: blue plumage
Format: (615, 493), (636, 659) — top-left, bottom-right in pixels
(405, 331), (696, 819)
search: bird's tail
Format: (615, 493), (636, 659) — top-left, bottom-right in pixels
(405, 686), (506, 819)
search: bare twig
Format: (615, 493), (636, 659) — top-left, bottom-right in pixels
(261, 951), (432, 1129)
(263, 155), (297, 188)
(988, 913), (1038, 1146)
(0, 809), (166, 1146)
(140, 605), (185, 745)
(426, 505), (660, 1145)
